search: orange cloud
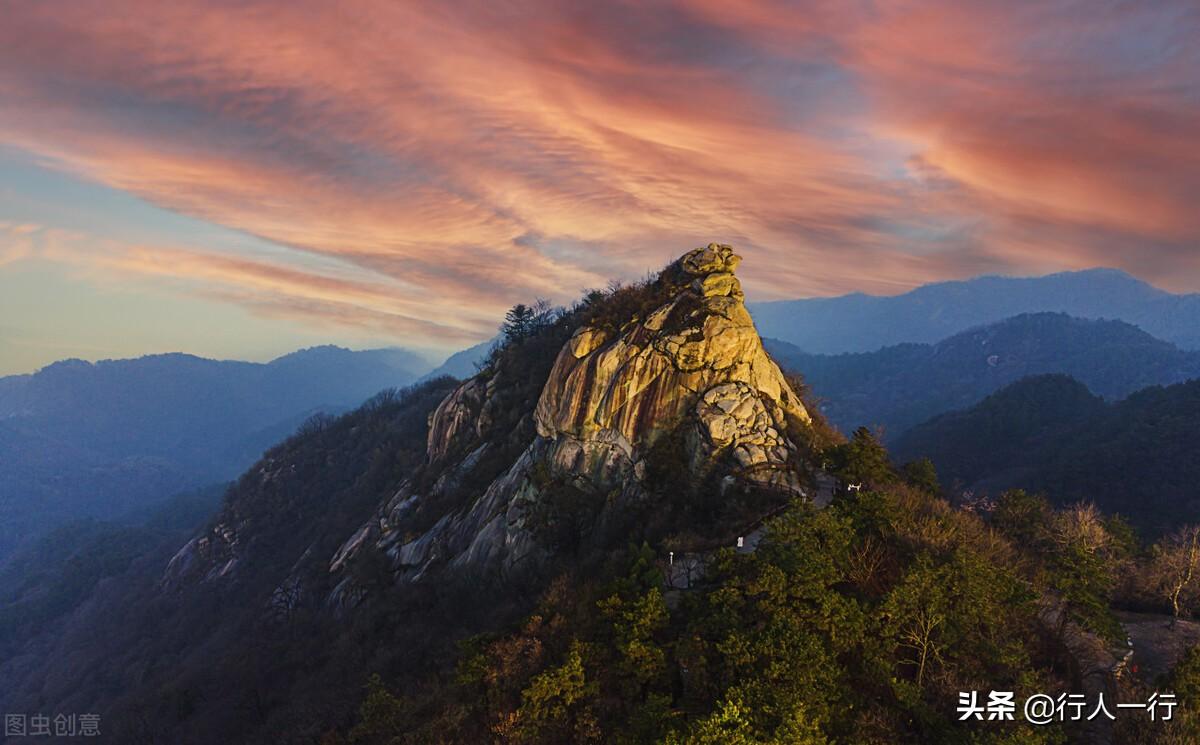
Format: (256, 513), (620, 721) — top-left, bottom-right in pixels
(1, 0), (1197, 348)
(842, 0), (1200, 284)
(2, 223), (482, 343)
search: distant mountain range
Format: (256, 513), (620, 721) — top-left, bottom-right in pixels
(8, 266), (1199, 565)
(766, 313), (1200, 438)
(750, 268), (1200, 353)
(419, 337), (497, 382)
(0, 345), (431, 563)
(892, 374), (1200, 533)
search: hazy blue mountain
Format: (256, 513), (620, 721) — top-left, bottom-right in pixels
(420, 337), (498, 381)
(892, 374), (1200, 534)
(0, 346), (431, 562)
(750, 268), (1200, 353)
(0, 484), (224, 663)
(0, 378), (460, 740)
(766, 313), (1200, 438)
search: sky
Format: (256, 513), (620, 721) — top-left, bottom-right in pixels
(1, 0), (1197, 375)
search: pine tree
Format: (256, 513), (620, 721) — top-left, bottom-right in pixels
(502, 304), (536, 341)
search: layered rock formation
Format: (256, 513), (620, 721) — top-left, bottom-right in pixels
(329, 243), (815, 597)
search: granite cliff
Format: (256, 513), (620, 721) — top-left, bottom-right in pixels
(324, 243), (815, 597)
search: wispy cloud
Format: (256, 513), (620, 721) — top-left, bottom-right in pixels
(0, 0), (1197, 354)
(0, 221), (44, 266)
(33, 233), (493, 343)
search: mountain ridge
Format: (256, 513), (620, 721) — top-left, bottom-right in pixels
(168, 243), (823, 597)
(893, 373), (1200, 532)
(0, 344), (433, 564)
(765, 312), (1200, 438)
(750, 267), (1200, 353)
(2, 243), (837, 742)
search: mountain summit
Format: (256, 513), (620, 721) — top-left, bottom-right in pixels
(106, 244), (837, 741)
(315, 243), (817, 591)
(536, 243), (810, 488)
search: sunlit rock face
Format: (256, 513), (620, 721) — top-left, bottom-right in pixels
(329, 243), (814, 591)
(535, 242), (810, 489)
(425, 376), (487, 466)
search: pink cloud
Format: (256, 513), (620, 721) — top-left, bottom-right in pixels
(1, 0), (1197, 348)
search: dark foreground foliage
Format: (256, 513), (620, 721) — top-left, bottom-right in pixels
(340, 431), (1196, 745)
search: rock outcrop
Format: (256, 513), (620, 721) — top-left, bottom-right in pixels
(535, 242), (809, 491)
(329, 243), (815, 596)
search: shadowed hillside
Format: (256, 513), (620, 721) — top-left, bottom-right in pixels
(894, 374), (1200, 533)
(0, 345), (430, 563)
(766, 313), (1200, 438)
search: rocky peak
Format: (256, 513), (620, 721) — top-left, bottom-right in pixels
(329, 243), (817, 594)
(534, 242), (809, 486)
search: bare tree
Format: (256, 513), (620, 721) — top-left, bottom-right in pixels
(899, 605), (945, 690)
(847, 535), (887, 594)
(1151, 525), (1200, 625)
(1051, 502), (1110, 556)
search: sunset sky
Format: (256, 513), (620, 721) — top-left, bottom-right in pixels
(1, 0), (1197, 374)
